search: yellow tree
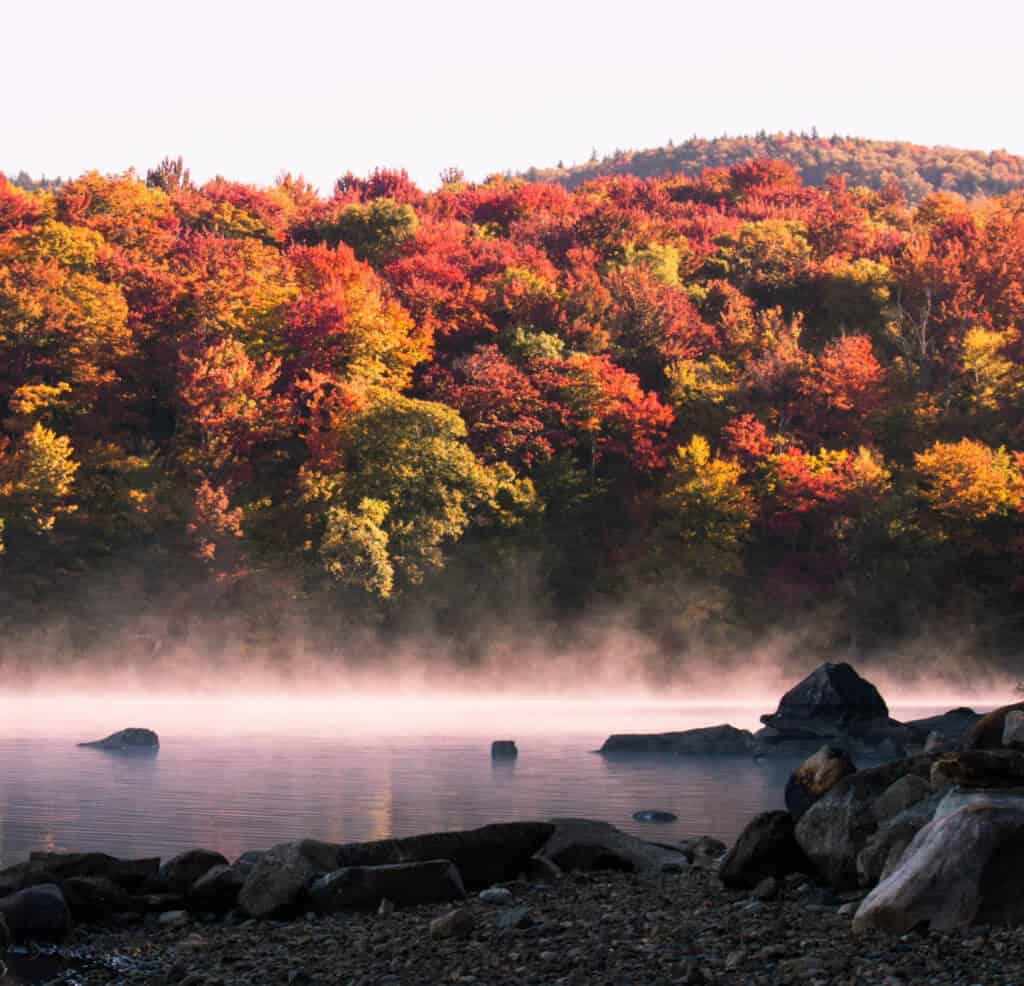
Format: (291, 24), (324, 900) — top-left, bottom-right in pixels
(915, 438), (1024, 523)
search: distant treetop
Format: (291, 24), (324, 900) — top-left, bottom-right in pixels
(523, 132), (1024, 202)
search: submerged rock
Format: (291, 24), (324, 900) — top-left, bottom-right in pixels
(785, 746), (857, 821)
(632, 810), (678, 823)
(600, 724), (755, 755)
(539, 818), (688, 874)
(491, 740), (518, 759)
(719, 811), (811, 889)
(77, 728), (159, 751)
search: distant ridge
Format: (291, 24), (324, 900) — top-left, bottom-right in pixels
(522, 132), (1024, 202)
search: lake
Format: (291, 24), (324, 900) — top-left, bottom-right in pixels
(0, 692), (969, 867)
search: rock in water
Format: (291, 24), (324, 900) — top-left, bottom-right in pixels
(785, 746), (857, 821)
(762, 662), (888, 729)
(853, 798), (1024, 933)
(0, 884), (71, 942)
(963, 701), (1024, 750)
(600, 725), (755, 755)
(77, 728), (159, 751)
(309, 860), (465, 911)
(719, 811), (811, 889)
(632, 810), (678, 823)
(491, 740), (518, 759)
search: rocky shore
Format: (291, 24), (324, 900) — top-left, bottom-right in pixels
(7, 663), (1024, 984)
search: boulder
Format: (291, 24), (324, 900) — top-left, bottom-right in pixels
(0, 853), (160, 896)
(903, 708), (980, 746)
(1003, 711), (1024, 749)
(237, 844), (323, 919)
(0, 884), (71, 942)
(963, 702), (1024, 750)
(538, 819), (688, 874)
(157, 849), (229, 892)
(331, 822), (555, 890)
(794, 756), (935, 890)
(853, 799), (1024, 933)
(762, 662), (888, 729)
(77, 728), (159, 751)
(785, 746), (857, 821)
(61, 876), (135, 924)
(430, 907), (475, 939)
(856, 794), (942, 886)
(188, 864), (246, 911)
(600, 724), (755, 755)
(930, 750), (1024, 791)
(310, 860), (465, 911)
(719, 811), (811, 889)
(872, 774), (932, 824)
(491, 741), (518, 759)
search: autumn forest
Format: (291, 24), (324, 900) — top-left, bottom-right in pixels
(3, 151), (1024, 668)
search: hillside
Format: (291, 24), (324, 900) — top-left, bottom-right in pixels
(524, 133), (1024, 202)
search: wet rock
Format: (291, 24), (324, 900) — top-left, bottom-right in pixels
(785, 745), (857, 821)
(491, 740), (518, 759)
(930, 750), (1024, 791)
(309, 860), (465, 911)
(479, 886), (514, 905)
(853, 799), (1024, 933)
(632, 810), (677, 823)
(77, 728), (159, 751)
(0, 883), (71, 942)
(600, 724), (755, 755)
(1003, 711), (1024, 749)
(158, 849), (229, 893)
(538, 818), (688, 874)
(794, 756), (935, 890)
(188, 863), (246, 911)
(495, 904), (532, 931)
(429, 907), (476, 939)
(62, 876), (135, 923)
(719, 811), (811, 889)
(964, 701), (1024, 750)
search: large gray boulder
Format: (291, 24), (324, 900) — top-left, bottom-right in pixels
(0, 884), (71, 942)
(763, 662), (888, 730)
(238, 848), (318, 919)
(853, 798), (1024, 933)
(537, 819), (688, 874)
(785, 746), (857, 821)
(719, 811), (811, 889)
(600, 725), (755, 755)
(856, 790), (942, 886)
(77, 728), (159, 751)
(309, 860), (465, 911)
(794, 756), (935, 890)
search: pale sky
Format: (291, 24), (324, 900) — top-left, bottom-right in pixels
(3, 0), (1021, 192)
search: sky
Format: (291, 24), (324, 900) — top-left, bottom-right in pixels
(3, 0), (1022, 192)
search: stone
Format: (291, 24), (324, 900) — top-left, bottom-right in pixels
(600, 724), (755, 755)
(2, 852), (160, 894)
(632, 810), (677, 823)
(429, 907), (476, 939)
(853, 799), (1024, 933)
(683, 836), (728, 871)
(794, 756), (935, 890)
(785, 746), (857, 821)
(856, 807), (933, 888)
(924, 731), (955, 754)
(495, 904), (532, 931)
(62, 876), (135, 923)
(930, 750), (1024, 791)
(0, 884), (71, 942)
(903, 708), (980, 746)
(479, 886), (514, 905)
(538, 818), (688, 874)
(762, 662), (888, 729)
(719, 811), (811, 889)
(158, 849), (229, 892)
(520, 855), (562, 883)
(188, 863), (246, 911)
(491, 740), (518, 759)
(77, 728), (159, 751)
(378, 897), (394, 915)
(309, 860), (465, 911)
(238, 853), (318, 919)
(964, 702), (1024, 750)
(1003, 711), (1024, 749)
(158, 909), (190, 927)
(0, 913), (9, 954)
(872, 774), (932, 824)
(752, 876), (779, 900)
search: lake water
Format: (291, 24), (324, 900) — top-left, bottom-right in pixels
(0, 693), (966, 867)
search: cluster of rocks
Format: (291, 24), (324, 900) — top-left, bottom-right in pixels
(600, 661), (984, 759)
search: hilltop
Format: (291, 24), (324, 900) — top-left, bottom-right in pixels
(523, 132), (1024, 202)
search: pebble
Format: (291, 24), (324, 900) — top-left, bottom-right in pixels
(479, 887), (515, 906)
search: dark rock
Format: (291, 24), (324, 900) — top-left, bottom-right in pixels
(931, 750), (1024, 790)
(77, 728), (159, 751)
(853, 799), (1024, 933)
(0, 912), (8, 953)
(521, 855), (562, 883)
(479, 886), (514, 905)
(719, 811), (811, 889)
(0, 853), (160, 897)
(429, 907), (475, 939)
(238, 852), (317, 919)
(785, 746), (857, 821)
(491, 740), (518, 759)
(309, 860), (465, 911)
(495, 904), (533, 931)
(872, 774), (932, 824)
(1003, 712), (1024, 749)
(794, 755), (935, 890)
(538, 818), (688, 874)
(600, 724), (754, 755)
(632, 810), (678, 823)
(158, 849), (229, 892)
(188, 864), (246, 911)
(964, 702), (1024, 750)
(61, 876), (135, 924)
(903, 708), (981, 746)
(681, 836), (728, 870)
(752, 876), (779, 900)
(0, 884), (71, 942)
(762, 662), (888, 728)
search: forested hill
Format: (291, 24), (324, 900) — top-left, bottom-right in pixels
(3, 160), (1024, 666)
(524, 134), (1024, 202)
